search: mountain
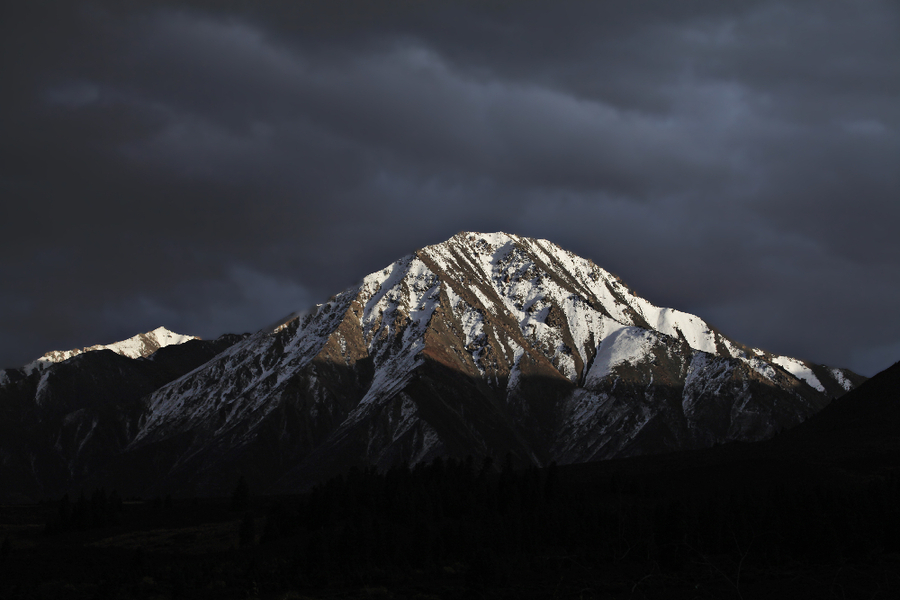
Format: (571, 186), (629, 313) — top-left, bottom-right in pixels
(769, 359), (900, 470)
(551, 358), (900, 505)
(0, 329), (245, 502)
(92, 232), (861, 497)
(0, 326), (197, 386)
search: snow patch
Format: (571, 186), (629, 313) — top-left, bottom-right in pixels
(35, 369), (53, 405)
(506, 339), (526, 390)
(633, 301), (721, 355)
(740, 356), (777, 381)
(772, 356), (825, 392)
(20, 327), (197, 377)
(830, 368), (853, 392)
(585, 325), (655, 385)
(410, 424), (441, 465)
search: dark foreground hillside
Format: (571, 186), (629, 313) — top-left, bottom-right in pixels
(2, 362), (898, 599)
(2, 453), (900, 600)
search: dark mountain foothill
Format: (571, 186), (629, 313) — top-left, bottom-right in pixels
(0, 332), (246, 502)
(770, 359), (900, 469)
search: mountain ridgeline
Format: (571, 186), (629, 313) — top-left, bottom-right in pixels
(0, 233), (865, 499)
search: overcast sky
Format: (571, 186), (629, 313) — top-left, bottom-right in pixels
(2, 0), (898, 376)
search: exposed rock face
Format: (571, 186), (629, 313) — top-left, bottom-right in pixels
(110, 232), (863, 497)
(0, 332), (244, 501)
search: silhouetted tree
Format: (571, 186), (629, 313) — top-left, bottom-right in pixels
(108, 490), (123, 524)
(58, 493), (71, 527)
(74, 492), (89, 529)
(261, 501), (295, 543)
(544, 461), (559, 502)
(90, 488), (108, 526)
(477, 455), (494, 481)
(239, 511), (255, 547)
(653, 500), (685, 570)
(231, 476), (250, 511)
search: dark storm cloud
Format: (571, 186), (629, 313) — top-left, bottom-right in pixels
(2, 1), (898, 376)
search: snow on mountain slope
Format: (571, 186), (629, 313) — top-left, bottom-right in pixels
(585, 325), (658, 384)
(772, 355), (825, 392)
(830, 367), (853, 392)
(117, 232), (864, 495)
(11, 326), (196, 380)
(131, 254), (443, 448)
(416, 232), (745, 382)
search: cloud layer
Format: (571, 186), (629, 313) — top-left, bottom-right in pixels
(2, 1), (898, 375)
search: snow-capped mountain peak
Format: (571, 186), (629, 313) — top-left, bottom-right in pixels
(118, 232), (863, 496)
(14, 326), (197, 379)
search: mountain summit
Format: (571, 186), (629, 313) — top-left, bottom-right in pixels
(111, 232), (862, 496)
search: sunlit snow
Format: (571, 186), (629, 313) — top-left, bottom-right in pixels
(122, 231), (854, 468)
(772, 355), (825, 393)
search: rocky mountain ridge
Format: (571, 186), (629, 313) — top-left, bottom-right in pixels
(0, 326), (197, 387)
(0, 331), (244, 501)
(0, 233), (866, 499)
(114, 232), (863, 496)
